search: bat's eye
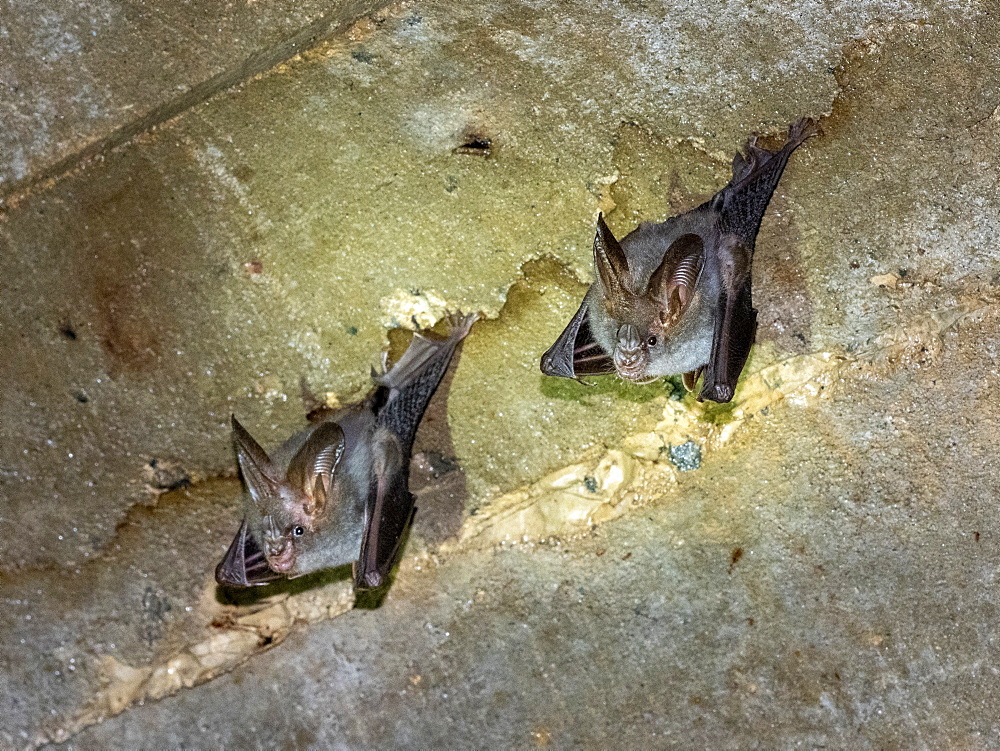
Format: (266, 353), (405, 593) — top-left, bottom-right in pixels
(292, 526), (305, 537)
(647, 335), (657, 347)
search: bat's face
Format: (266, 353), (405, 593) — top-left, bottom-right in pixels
(216, 417), (347, 586)
(241, 484), (313, 575)
(607, 307), (666, 381)
(592, 216), (706, 382)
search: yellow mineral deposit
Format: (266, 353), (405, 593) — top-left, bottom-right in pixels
(456, 450), (643, 548)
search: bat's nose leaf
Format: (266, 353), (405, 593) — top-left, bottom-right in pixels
(617, 323), (642, 355)
(215, 520), (284, 587)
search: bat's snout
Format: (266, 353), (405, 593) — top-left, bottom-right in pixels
(614, 324), (648, 377)
(615, 324), (643, 358)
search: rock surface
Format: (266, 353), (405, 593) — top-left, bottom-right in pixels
(0, 0), (998, 747)
(0, 0), (391, 192)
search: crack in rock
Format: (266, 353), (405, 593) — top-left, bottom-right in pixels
(38, 296), (996, 749)
(35, 582), (355, 748)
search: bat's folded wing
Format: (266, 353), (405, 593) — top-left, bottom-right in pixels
(540, 299), (615, 378)
(374, 312), (476, 455)
(354, 441), (414, 591)
(215, 520), (284, 587)
(699, 276), (756, 403)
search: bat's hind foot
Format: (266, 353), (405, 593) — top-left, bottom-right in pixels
(787, 117), (819, 147)
(443, 311), (479, 341)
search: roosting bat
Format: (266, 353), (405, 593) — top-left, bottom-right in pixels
(216, 313), (476, 591)
(540, 118), (817, 402)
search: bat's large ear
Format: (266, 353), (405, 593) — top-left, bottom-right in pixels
(593, 214), (633, 315)
(647, 233), (705, 329)
(286, 422), (345, 517)
(231, 415), (282, 504)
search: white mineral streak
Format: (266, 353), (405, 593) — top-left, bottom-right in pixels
(380, 288), (453, 330)
(456, 450), (646, 548)
(458, 350), (847, 548)
(41, 582), (355, 746)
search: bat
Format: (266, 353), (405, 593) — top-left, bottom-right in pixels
(540, 118), (817, 402)
(216, 313), (477, 591)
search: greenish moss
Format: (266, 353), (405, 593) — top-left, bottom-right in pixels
(538, 374), (669, 404)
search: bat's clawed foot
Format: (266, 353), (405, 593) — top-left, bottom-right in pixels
(788, 117), (820, 145)
(406, 311), (479, 341)
(444, 310), (479, 340)
(371, 350), (391, 380)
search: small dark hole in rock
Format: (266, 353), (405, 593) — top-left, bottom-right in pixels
(728, 547), (744, 574)
(351, 48), (375, 64)
(147, 458), (192, 491)
(59, 324), (77, 340)
(306, 406), (335, 423)
(74, 392), (89, 403)
(453, 138), (492, 156)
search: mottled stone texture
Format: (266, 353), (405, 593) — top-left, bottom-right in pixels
(0, 0), (389, 191)
(1, 0), (998, 747)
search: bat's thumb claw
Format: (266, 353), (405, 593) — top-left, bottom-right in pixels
(354, 569), (384, 590)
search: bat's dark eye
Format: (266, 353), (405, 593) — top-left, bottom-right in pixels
(647, 335), (657, 347)
(292, 526), (305, 537)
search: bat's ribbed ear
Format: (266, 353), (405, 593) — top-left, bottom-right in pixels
(286, 422), (345, 517)
(231, 415), (282, 505)
(593, 214), (634, 316)
(647, 233), (705, 329)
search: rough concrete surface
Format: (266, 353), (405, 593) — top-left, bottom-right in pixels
(0, 0), (392, 193)
(1, 0), (999, 747)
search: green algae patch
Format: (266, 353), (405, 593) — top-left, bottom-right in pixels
(538, 372), (671, 405)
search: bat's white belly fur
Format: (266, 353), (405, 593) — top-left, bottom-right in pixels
(645, 327), (714, 376)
